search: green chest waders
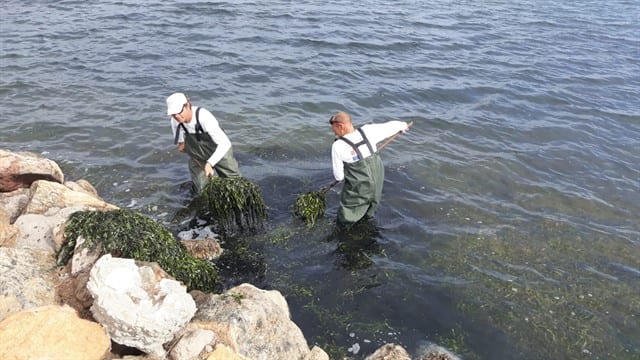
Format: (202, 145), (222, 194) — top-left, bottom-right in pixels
(176, 108), (240, 194)
(337, 128), (385, 227)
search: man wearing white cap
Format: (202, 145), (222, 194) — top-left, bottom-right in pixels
(166, 92), (240, 194)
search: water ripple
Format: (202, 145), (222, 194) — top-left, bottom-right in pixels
(1, 1), (639, 358)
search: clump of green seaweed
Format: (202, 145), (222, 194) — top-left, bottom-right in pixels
(195, 177), (266, 234)
(293, 191), (326, 227)
(56, 209), (220, 293)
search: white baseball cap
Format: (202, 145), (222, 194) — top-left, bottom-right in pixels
(166, 92), (187, 115)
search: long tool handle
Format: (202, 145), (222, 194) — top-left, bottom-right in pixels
(320, 121), (414, 194)
(376, 121), (414, 153)
(320, 180), (340, 195)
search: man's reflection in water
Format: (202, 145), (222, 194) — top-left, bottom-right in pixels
(330, 217), (385, 271)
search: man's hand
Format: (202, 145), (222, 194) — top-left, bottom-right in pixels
(204, 162), (214, 177)
(177, 142), (185, 153)
(403, 121), (414, 133)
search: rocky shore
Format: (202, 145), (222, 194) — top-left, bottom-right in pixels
(0, 149), (459, 360)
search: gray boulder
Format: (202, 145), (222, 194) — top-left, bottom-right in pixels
(192, 283), (318, 360)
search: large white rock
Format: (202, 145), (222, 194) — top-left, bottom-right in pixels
(87, 254), (197, 357)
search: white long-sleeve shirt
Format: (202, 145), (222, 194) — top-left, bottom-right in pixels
(331, 121), (408, 181)
(171, 106), (232, 167)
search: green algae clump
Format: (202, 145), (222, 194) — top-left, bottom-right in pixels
(56, 209), (220, 293)
(195, 177), (266, 234)
(293, 191), (326, 227)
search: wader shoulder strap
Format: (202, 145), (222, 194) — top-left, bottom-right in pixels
(173, 107), (206, 144)
(174, 123), (188, 145)
(338, 127), (375, 160)
(194, 107), (205, 142)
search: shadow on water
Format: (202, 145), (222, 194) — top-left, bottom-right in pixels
(328, 217), (384, 272)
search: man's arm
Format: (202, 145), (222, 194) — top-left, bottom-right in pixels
(365, 121), (409, 149)
(198, 109), (233, 167)
(331, 143), (345, 181)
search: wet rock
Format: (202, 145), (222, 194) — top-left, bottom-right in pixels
(415, 343), (461, 360)
(365, 343), (411, 360)
(0, 149), (64, 192)
(180, 239), (223, 260)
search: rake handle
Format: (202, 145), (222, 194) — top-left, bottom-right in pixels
(320, 180), (340, 195)
(377, 121), (413, 152)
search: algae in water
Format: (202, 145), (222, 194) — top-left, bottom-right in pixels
(293, 191), (326, 227)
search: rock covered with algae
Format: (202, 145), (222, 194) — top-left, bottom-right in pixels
(57, 208), (220, 293)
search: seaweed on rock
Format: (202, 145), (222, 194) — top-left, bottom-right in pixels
(56, 209), (220, 293)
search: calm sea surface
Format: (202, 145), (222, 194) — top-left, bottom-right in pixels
(1, 1), (639, 358)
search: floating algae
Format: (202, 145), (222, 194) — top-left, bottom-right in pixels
(293, 190), (326, 227)
(56, 209), (220, 293)
(425, 219), (640, 359)
(195, 177), (266, 234)
(215, 236), (267, 287)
